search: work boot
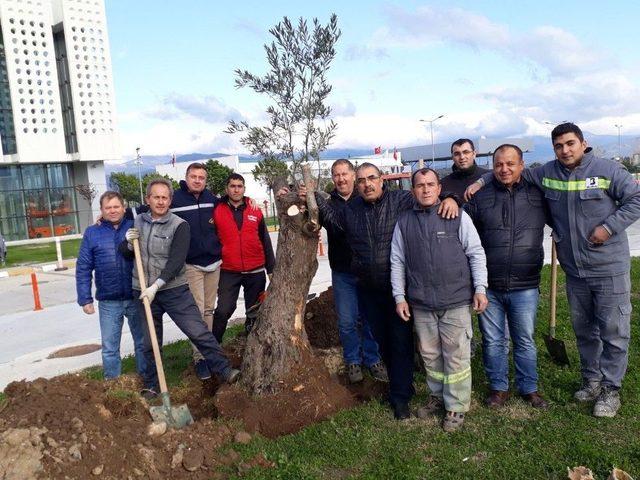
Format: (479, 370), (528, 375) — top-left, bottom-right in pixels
(520, 392), (549, 409)
(485, 390), (509, 409)
(574, 381), (601, 403)
(368, 361), (389, 383)
(442, 411), (465, 432)
(140, 388), (158, 401)
(593, 386), (621, 418)
(194, 359), (212, 381)
(224, 368), (241, 384)
(347, 364), (364, 383)
(393, 402), (411, 421)
(416, 395), (444, 418)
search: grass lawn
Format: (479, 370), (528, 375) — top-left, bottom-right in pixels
(3, 238), (82, 267)
(5, 263), (640, 479)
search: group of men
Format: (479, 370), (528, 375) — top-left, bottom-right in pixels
(77, 122), (640, 432)
(309, 122), (640, 431)
(76, 165), (274, 398)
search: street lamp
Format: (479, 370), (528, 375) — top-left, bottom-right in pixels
(420, 115), (445, 166)
(134, 147), (143, 204)
(615, 124), (623, 160)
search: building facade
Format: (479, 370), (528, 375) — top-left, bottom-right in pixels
(0, 0), (118, 240)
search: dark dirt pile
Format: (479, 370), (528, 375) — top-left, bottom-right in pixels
(304, 287), (341, 348)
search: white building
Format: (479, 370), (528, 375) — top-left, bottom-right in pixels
(156, 152), (405, 206)
(0, 0), (118, 240)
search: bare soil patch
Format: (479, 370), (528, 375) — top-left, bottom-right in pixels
(47, 344), (102, 358)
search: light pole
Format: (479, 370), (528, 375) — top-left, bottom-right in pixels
(420, 115), (445, 166)
(614, 124), (623, 160)
(134, 147), (143, 204)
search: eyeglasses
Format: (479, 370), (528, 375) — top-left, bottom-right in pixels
(452, 150), (473, 157)
(356, 175), (381, 185)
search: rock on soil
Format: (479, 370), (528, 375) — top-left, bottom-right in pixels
(0, 427), (47, 480)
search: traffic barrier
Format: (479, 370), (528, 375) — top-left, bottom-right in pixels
(31, 271), (43, 311)
(54, 237), (68, 271)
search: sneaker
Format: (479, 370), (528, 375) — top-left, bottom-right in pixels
(393, 402), (411, 421)
(520, 392), (549, 410)
(347, 364), (364, 384)
(574, 381), (601, 403)
(368, 361), (389, 383)
(442, 411), (465, 432)
(140, 388), (158, 401)
(416, 395), (444, 418)
(225, 368), (241, 384)
(593, 387), (621, 418)
(194, 359), (212, 381)
(485, 390), (509, 409)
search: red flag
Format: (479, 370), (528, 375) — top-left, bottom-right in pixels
(393, 147), (397, 160)
(374, 146), (381, 155)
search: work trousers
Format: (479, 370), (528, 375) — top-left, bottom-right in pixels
(185, 264), (220, 362)
(135, 284), (232, 391)
(413, 305), (473, 413)
(565, 273), (632, 389)
(212, 270), (266, 343)
(358, 286), (415, 408)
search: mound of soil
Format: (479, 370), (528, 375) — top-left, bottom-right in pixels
(304, 287), (340, 348)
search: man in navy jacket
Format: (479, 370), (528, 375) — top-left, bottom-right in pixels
(76, 191), (146, 379)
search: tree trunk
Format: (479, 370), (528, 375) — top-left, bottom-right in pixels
(240, 165), (320, 395)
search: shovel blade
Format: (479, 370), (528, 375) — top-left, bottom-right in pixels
(149, 392), (194, 429)
(544, 335), (570, 366)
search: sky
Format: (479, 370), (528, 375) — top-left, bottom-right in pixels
(104, 0), (640, 158)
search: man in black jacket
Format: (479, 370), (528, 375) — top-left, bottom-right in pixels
(465, 144), (549, 409)
(315, 162), (459, 420)
(441, 138), (490, 201)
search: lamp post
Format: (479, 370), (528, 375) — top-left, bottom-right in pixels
(614, 124), (623, 160)
(420, 115), (445, 166)
(134, 147), (143, 204)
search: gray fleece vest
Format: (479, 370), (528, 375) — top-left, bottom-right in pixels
(132, 212), (187, 291)
(396, 206), (473, 310)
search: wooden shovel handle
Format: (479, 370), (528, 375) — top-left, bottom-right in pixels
(132, 237), (169, 395)
(549, 240), (558, 335)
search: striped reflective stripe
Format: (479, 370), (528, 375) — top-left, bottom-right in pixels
(426, 367), (471, 384)
(170, 203), (215, 212)
(542, 177), (611, 191)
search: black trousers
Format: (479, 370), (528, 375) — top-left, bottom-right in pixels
(358, 285), (415, 407)
(135, 284), (231, 390)
(212, 270), (266, 343)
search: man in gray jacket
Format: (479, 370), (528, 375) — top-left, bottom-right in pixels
(123, 178), (239, 398)
(467, 123), (640, 417)
(391, 168), (488, 432)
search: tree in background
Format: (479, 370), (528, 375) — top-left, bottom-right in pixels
(204, 159), (234, 195)
(74, 183), (98, 226)
(225, 14), (341, 180)
(252, 157), (290, 222)
(110, 172), (178, 205)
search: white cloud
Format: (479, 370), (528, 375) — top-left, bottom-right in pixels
(146, 93), (244, 124)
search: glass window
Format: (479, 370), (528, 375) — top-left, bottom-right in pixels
(27, 215), (52, 239)
(0, 190), (25, 218)
(25, 189), (51, 219)
(0, 216), (27, 241)
(0, 165), (22, 191)
(21, 165), (47, 190)
(47, 164), (73, 188)
(52, 213), (78, 236)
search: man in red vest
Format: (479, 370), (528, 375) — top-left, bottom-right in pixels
(212, 173), (275, 342)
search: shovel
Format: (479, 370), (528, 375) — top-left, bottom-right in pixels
(544, 240), (570, 366)
(132, 238), (194, 429)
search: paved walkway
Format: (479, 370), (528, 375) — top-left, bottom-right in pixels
(2, 223), (640, 390)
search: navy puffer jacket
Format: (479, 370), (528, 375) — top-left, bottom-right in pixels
(76, 219), (134, 306)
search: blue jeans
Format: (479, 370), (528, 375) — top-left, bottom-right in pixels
(479, 288), (539, 395)
(98, 299), (147, 380)
(332, 271), (381, 367)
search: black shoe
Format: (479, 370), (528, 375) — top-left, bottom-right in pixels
(194, 359), (212, 381)
(140, 388), (158, 401)
(225, 368), (241, 384)
(393, 403), (411, 420)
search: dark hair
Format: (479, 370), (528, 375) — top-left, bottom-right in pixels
(225, 173), (245, 186)
(356, 162), (381, 177)
(551, 122), (584, 143)
(146, 178), (174, 197)
(493, 144), (523, 163)
(451, 138), (475, 153)
(331, 158), (355, 175)
(185, 162), (207, 177)
(411, 167), (440, 187)
(99, 190), (125, 207)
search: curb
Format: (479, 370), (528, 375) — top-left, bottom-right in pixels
(0, 258), (77, 277)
